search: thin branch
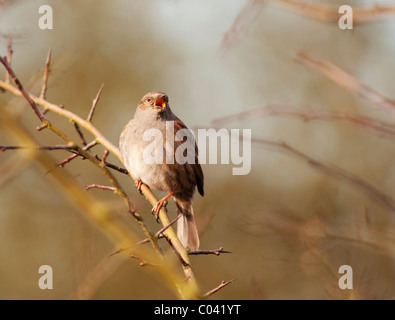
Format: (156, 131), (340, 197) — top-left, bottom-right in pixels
(130, 254), (150, 267)
(156, 214), (182, 238)
(93, 152), (128, 174)
(87, 83), (104, 122)
(103, 161), (128, 174)
(164, 235), (190, 267)
(211, 104), (395, 138)
(268, 0), (395, 24)
(204, 279), (236, 297)
(5, 33), (11, 83)
(0, 56), (48, 123)
(85, 184), (116, 192)
(73, 122), (87, 146)
(188, 247), (231, 256)
(1, 144), (73, 151)
(40, 48), (52, 100)
(57, 140), (97, 167)
(296, 52), (395, 118)
(252, 138), (395, 214)
(70, 249), (125, 300)
(221, 0), (262, 52)
(101, 149), (109, 164)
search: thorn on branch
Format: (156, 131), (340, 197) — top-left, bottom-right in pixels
(94, 153), (129, 175)
(188, 247), (231, 256)
(130, 254), (149, 267)
(36, 123), (48, 131)
(155, 214), (181, 238)
(101, 149), (109, 164)
(73, 121), (87, 146)
(57, 140), (97, 167)
(108, 247), (129, 256)
(204, 279), (236, 297)
(40, 48), (52, 100)
(87, 83), (104, 122)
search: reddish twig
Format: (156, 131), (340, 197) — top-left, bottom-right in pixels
(296, 52), (395, 118)
(40, 48), (52, 100)
(108, 247), (128, 256)
(94, 153), (129, 175)
(270, 0), (395, 24)
(252, 138), (395, 214)
(211, 104), (395, 138)
(221, 0), (261, 52)
(101, 150), (109, 164)
(57, 140), (97, 167)
(204, 279), (236, 297)
(87, 83), (104, 122)
(0, 56), (48, 123)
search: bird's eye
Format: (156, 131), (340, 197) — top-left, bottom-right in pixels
(147, 98), (152, 102)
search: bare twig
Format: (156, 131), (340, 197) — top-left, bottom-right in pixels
(252, 138), (395, 214)
(87, 83), (104, 122)
(164, 236), (190, 268)
(296, 52), (395, 118)
(221, 0), (262, 52)
(5, 33), (11, 83)
(109, 247), (128, 256)
(211, 104), (395, 138)
(130, 254), (150, 267)
(204, 279), (236, 297)
(189, 247), (231, 256)
(101, 149), (109, 164)
(270, 0), (395, 24)
(70, 249), (125, 300)
(0, 56), (48, 123)
(73, 122), (87, 146)
(85, 184), (116, 192)
(104, 161), (128, 174)
(1, 144), (73, 151)
(40, 48), (52, 100)
(156, 214), (182, 238)
(57, 140), (97, 167)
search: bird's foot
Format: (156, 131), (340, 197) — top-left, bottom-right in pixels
(134, 179), (143, 194)
(151, 191), (174, 222)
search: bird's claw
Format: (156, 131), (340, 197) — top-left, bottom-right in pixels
(134, 179), (143, 194)
(152, 199), (168, 222)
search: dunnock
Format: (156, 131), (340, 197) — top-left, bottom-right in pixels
(119, 92), (204, 250)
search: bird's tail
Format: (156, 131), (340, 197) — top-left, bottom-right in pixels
(174, 198), (199, 251)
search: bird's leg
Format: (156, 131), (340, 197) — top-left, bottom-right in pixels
(134, 179), (143, 194)
(152, 191), (174, 221)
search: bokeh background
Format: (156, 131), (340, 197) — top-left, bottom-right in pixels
(1, 0), (395, 299)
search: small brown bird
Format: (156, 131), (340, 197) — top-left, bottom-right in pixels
(119, 92), (204, 250)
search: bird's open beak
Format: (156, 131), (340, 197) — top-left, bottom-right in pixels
(154, 94), (167, 109)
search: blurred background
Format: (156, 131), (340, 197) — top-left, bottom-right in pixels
(1, 0), (395, 299)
